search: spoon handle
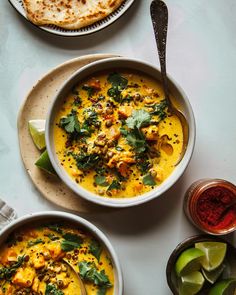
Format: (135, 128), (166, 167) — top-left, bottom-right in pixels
(150, 0), (170, 102)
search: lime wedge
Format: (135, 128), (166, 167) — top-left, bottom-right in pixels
(175, 248), (205, 276)
(35, 150), (56, 175)
(202, 263), (226, 284)
(209, 279), (236, 295)
(178, 271), (205, 295)
(28, 119), (46, 150)
(195, 242), (227, 272)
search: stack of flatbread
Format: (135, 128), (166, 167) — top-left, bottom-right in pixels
(23, 0), (125, 30)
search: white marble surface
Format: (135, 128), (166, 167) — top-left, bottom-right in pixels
(1, 0), (236, 294)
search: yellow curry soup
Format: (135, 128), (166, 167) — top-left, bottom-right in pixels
(0, 223), (114, 295)
(54, 70), (183, 198)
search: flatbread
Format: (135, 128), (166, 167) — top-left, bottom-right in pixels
(22, 0), (125, 30)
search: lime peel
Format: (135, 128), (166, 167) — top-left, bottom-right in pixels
(35, 150), (56, 175)
(208, 279), (236, 295)
(175, 248), (205, 276)
(202, 263), (226, 284)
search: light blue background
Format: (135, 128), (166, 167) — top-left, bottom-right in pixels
(1, 1), (236, 294)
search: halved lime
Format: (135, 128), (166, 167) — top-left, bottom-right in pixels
(202, 263), (226, 284)
(35, 150), (56, 175)
(28, 119), (46, 150)
(195, 242), (227, 272)
(208, 279), (236, 295)
(175, 248), (205, 276)
(178, 271), (205, 295)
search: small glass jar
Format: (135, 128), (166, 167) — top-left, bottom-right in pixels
(184, 179), (236, 235)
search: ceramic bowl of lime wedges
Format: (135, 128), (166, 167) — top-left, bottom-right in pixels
(166, 235), (236, 295)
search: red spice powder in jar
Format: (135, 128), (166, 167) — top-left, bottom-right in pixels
(184, 179), (236, 234)
(196, 186), (236, 230)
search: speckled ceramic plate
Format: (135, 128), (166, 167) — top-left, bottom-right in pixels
(8, 0), (135, 36)
(17, 54), (120, 213)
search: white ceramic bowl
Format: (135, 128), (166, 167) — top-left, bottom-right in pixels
(0, 211), (123, 295)
(46, 57), (196, 207)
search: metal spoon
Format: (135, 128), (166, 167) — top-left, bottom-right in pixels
(150, 0), (189, 165)
(62, 259), (87, 295)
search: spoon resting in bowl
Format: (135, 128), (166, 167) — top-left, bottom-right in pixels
(150, 0), (189, 165)
(62, 259), (87, 295)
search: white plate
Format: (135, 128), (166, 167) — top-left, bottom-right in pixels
(8, 0), (135, 36)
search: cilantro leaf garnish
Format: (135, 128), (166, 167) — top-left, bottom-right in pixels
(79, 261), (112, 288)
(83, 108), (101, 128)
(27, 238), (43, 248)
(126, 109), (151, 129)
(107, 73), (128, 89)
(73, 153), (101, 171)
(136, 154), (151, 174)
(45, 284), (64, 295)
(107, 180), (121, 191)
(107, 73), (128, 103)
(126, 131), (147, 154)
(61, 233), (83, 252)
(95, 175), (109, 187)
(82, 85), (96, 98)
(47, 224), (64, 234)
(149, 100), (168, 121)
(142, 174), (156, 186)
(0, 255), (25, 280)
(59, 110), (80, 134)
(89, 239), (102, 261)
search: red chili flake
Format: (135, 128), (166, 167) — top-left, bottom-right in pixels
(196, 187), (236, 230)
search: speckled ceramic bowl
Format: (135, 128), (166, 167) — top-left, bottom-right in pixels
(46, 57), (195, 207)
(0, 211), (123, 295)
(166, 235), (236, 295)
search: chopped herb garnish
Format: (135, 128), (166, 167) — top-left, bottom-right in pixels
(47, 224), (63, 234)
(59, 110), (81, 134)
(107, 180), (121, 191)
(107, 73), (128, 103)
(136, 154), (150, 174)
(95, 175), (109, 187)
(107, 86), (122, 103)
(107, 73), (128, 89)
(45, 283), (64, 295)
(83, 108), (101, 129)
(61, 233), (83, 252)
(89, 239), (102, 261)
(73, 153), (101, 171)
(0, 255), (25, 280)
(46, 233), (60, 241)
(149, 100), (168, 121)
(79, 261), (112, 288)
(121, 94), (133, 104)
(142, 174), (156, 186)
(27, 238), (43, 248)
(126, 109), (151, 129)
(82, 85), (96, 98)
(125, 129), (147, 154)
(73, 95), (82, 106)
